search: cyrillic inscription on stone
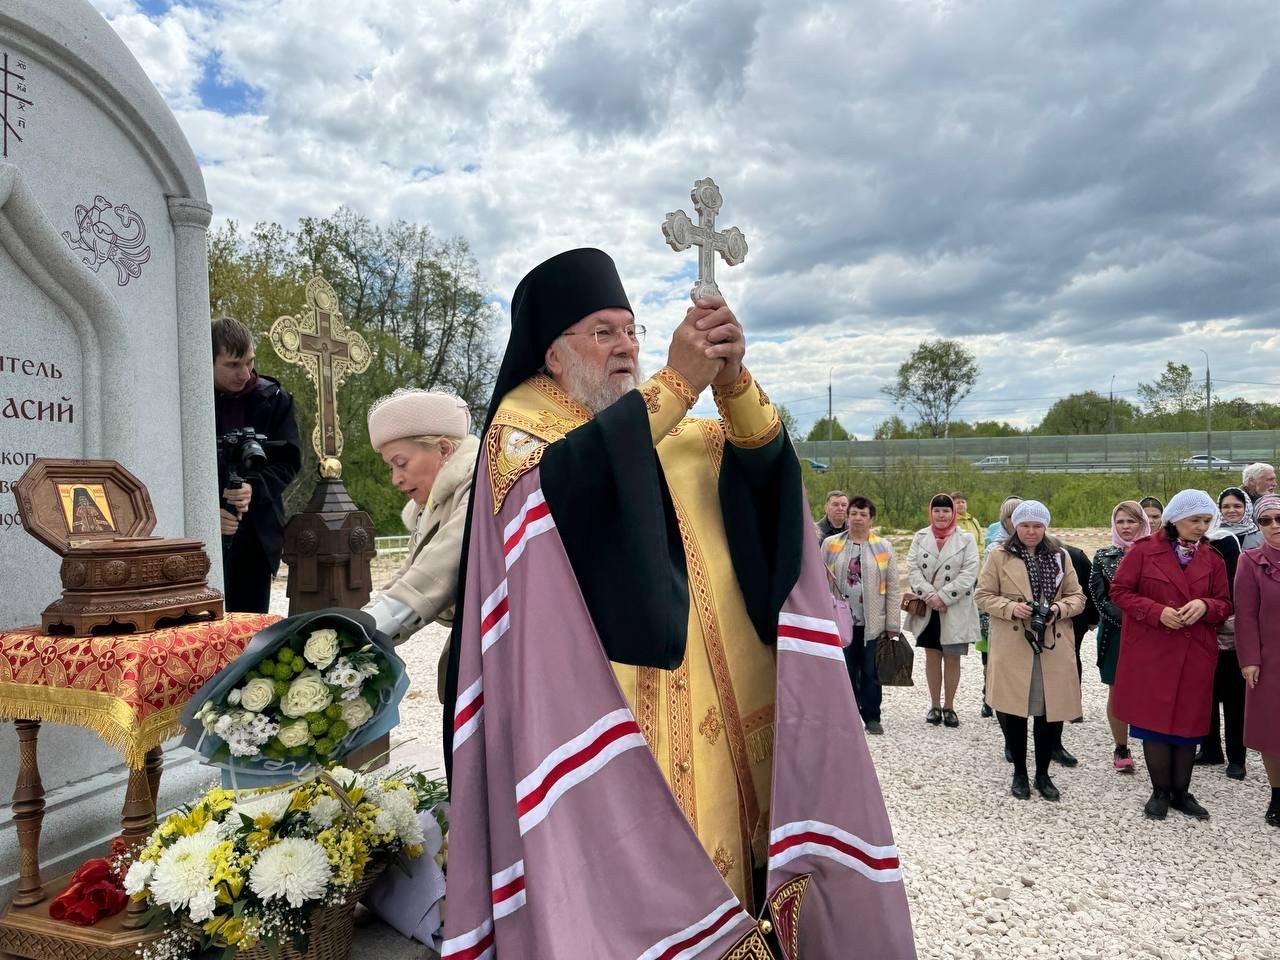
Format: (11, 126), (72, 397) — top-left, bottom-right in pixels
(0, 50), (33, 159)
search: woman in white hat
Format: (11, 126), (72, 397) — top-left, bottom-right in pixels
(1110, 488), (1232, 821)
(362, 389), (478, 696)
(976, 500), (1085, 802)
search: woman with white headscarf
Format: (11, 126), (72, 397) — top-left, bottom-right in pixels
(1110, 489), (1233, 821)
(362, 389), (478, 699)
(976, 500), (1085, 802)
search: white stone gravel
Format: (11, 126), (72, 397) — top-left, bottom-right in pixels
(273, 558), (1280, 959)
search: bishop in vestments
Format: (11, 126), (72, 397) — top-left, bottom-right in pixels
(441, 249), (915, 959)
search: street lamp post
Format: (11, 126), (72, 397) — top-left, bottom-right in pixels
(1200, 349), (1212, 470)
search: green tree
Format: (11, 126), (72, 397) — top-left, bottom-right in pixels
(806, 416), (852, 442)
(971, 420), (1024, 437)
(1036, 391), (1138, 435)
(873, 415), (912, 440)
(882, 339), (979, 438)
(1137, 362), (1203, 428)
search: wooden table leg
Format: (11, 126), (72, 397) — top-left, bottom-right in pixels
(11, 719), (46, 907)
(144, 745), (163, 808)
(119, 758), (158, 929)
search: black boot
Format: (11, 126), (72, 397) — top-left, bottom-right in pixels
(1050, 747), (1078, 768)
(980, 703), (993, 718)
(1010, 772), (1030, 800)
(1226, 763), (1246, 780)
(1033, 773), (1060, 801)
(1143, 788), (1171, 820)
(1266, 805), (1280, 828)
(1172, 792), (1210, 820)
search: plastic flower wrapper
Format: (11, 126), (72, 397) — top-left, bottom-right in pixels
(180, 608), (409, 788)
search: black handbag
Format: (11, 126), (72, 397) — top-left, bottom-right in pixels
(875, 631), (915, 686)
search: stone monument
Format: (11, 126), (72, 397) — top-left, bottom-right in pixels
(0, 0), (220, 904)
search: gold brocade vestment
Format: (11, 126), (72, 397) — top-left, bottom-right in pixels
(485, 366), (784, 909)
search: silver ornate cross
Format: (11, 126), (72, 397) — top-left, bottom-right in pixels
(661, 177), (748, 302)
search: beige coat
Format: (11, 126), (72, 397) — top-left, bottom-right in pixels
(381, 434), (478, 629)
(903, 529), (981, 649)
(975, 546), (1085, 722)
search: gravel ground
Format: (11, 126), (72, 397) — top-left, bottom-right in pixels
(274, 531), (1280, 959)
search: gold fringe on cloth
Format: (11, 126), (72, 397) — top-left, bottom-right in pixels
(0, 684), (188, 770)
(745, 724), (774, 766)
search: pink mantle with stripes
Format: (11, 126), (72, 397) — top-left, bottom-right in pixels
(442, 463), (916, 959)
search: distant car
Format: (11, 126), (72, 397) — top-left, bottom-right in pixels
(973, 455), (1010, 468)
(803, 458), (829, 473)
(1182, 454), (1233, 468)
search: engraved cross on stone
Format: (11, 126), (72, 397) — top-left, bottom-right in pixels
(270, 276), (371, 469)
(661, 177), (749, 302)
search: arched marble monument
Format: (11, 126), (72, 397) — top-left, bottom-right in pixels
(0, 0), (221, 901)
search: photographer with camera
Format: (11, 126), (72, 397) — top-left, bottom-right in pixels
(212, 317), (302, 613)
(976, 500), (1085, 802)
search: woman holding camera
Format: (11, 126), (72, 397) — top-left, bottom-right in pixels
(905, 494), (980, 727)
(1111, 489), (1232, 820)
(976, 501), (1085, 801)
(1232, 494), (1280, 827)
(362, 389), (478, 699)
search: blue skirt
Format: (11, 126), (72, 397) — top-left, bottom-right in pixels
(1129, 724), (1202, 746)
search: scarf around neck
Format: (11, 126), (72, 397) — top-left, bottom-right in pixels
(1210, 486), (1259, 542)
(1111, 500), (1151, 551)
(824, 531), (893, 594)
(1008, 538), (1062, 603)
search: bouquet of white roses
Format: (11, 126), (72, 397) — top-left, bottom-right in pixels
(181, 609), (409, 786)
(125, 764), (447, 959)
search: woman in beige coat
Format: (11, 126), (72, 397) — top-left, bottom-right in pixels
(361, 389), (478, 700)
(976, 500), (1085, 802)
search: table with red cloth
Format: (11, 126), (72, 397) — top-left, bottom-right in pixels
(0, 611), (278, 936)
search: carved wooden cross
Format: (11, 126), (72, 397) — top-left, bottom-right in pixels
(661, 177), (749, 302)
(270, 276), (371, 473)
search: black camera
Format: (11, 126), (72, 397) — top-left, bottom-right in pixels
(218, 427), (269, 478)
(1024, 600), (1055, 654)
(217, 428), (284, 548)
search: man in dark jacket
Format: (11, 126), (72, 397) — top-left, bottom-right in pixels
(815, 489), (849, 538)
(212, 317), (301, 613)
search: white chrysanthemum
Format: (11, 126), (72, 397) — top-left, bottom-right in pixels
(249, 838), (332, 908)
(369, 783), (422, 846)
(148, 825), (220, 910)
(187, 886), (217, 923)
(231, 790), (293, 825)
(308, 795), (342, 829)
(122, 857), (154, 896)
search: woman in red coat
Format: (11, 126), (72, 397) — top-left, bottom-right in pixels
(1232, 494), (1280, 828)
(1111, 489), (1232, 821)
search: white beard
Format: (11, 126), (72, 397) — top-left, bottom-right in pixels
(558, 346), (643, 415)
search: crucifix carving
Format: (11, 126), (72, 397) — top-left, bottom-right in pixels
(270, 276), (371, 477)
(661, 177), (749, 302)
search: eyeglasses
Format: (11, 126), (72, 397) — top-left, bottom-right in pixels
(562, 324), (646, 346)
(1257, 516), (1280, 527)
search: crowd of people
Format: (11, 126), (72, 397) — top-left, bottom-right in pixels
(819, 467), (1280, 827)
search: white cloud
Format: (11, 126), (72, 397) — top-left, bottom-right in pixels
(87, 0), (1280, 436)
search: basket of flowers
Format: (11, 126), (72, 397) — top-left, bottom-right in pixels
(180, 609), (409, 788)
(124, 764), (447, 960)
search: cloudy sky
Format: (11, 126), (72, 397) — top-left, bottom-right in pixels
(92, 0), (1280, 436)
